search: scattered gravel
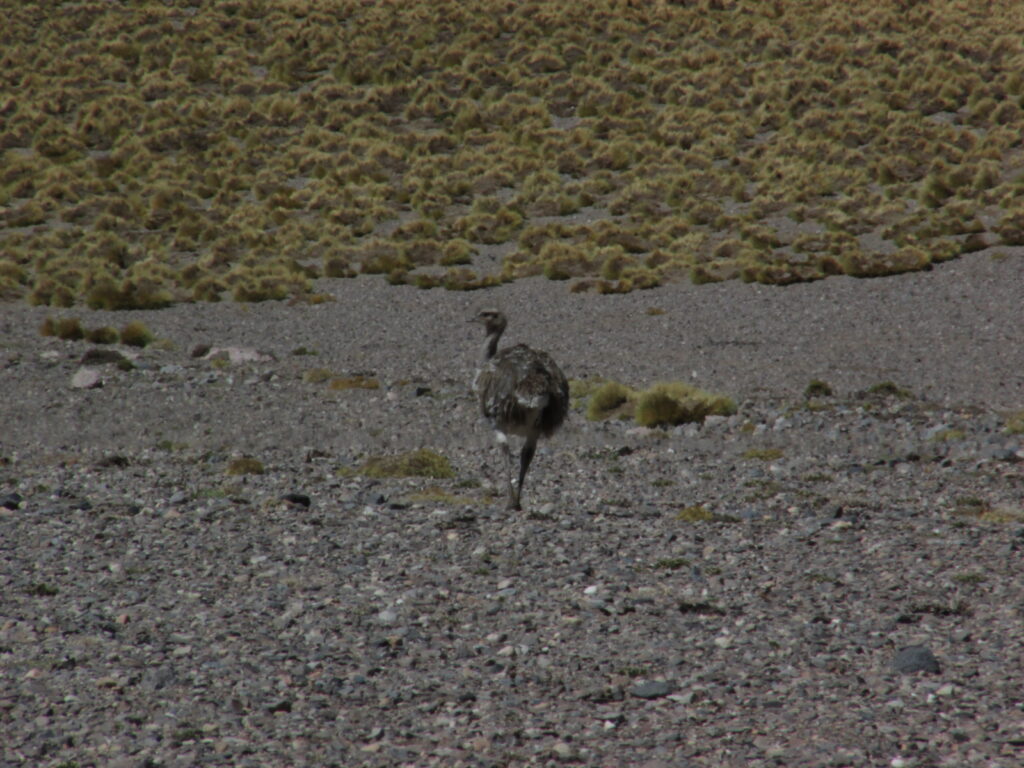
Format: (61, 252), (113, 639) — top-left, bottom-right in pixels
(2, 254), (1023, 766)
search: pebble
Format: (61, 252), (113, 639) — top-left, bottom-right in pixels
(892, 645), (941, 674)
(551, 741), (574, 759)
(80, 348), (128, 366)
(629, 680), (676, 699)
(71, 367), (103, 389)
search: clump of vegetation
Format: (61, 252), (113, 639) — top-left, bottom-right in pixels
(1004, 411), (1024, 435)
(119, 321), (154, 347)
(634, 382), (737, 427)
(929, 428), (966, 443)
(40, 316), (84, 340)
(26, 582), (60, 597)
(675, 505), (739, 523)
(226, 457), (265, 475)
(405, 485), (475, 506)
(953, 496), (987, 518)
(357, 449), (454, 479)
(865, 381), (913, 399)
(742, 448), (785, 461)
(952, 496), (1024, 523)
(302, 367), (334, 384)
(951, 572), (987, 585)
(85, 326), (119, 344)
(86, 280), (174, 310)
(586, 381), (636, 421)
(579, 377), (736, 427)
(329, 375), (380, 390)
(805, 379), (833, 398)
(653, 556), (691, 570)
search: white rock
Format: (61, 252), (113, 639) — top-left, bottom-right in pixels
(203, 347), (274, 364)
(71, 367), (103, 389)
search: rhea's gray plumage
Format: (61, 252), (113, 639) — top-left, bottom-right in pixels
(472, 309), (568, 511)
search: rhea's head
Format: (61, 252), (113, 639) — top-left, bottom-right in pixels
(473, 308), (507, 336)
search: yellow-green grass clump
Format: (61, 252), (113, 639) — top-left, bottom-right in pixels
(586, 381), (637, 421)
(634, 382), (737, 428)
(839, 246), (932, 278)
(226, 261), (312, 303)
(804, 379), (834, 398)
(742, 448), (785, 461)
(953, 496), (1024, 524)
(357, 449), (455, 480)
(40, 316), (85, 341)
(405, 485), (476, 506)
(582, 378), (735, 426)
(676, 505), (739, 523)
(329, 375), (380, 390)
(86, 279), (175, 311)
(866, 381), (913, 399)
(85, 326), (119, 344)
(302, 368), (334, 384)
(226, 457), (265, 476)
(119, 321), (154, 347)
(0, 259), (27, 298)
(1004, 411), (1024, 435)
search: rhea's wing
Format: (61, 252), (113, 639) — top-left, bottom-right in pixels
(529, 350), (569, 436)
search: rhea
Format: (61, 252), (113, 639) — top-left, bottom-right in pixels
(472, 309), (569, 511)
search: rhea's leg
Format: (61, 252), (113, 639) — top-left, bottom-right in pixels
(495, 431), (517, 509)
(513, 437), (537, 511)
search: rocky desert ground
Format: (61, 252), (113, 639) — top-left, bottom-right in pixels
(2, 251), (1023, 767)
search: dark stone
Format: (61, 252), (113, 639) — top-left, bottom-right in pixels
(282, 492), (311, 508)
(80, 348), (128, 366)
(629, 680), (676, 699)
(95, 454), (130, 468)
(1, 492), (23, 510)
(892, 645), (940, 674)
(190, 343), (211, 358)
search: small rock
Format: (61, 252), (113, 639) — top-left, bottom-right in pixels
(892, 645), (940, 674)
(71, 367), (103, 389)
(1, 492), (23, 510)
(204, 347), (275, 364)
(551, 741), (574, 760)
(80, 348), (128, 366)
(282, 492), (311, 508)
(377, 608), (399, 626)
(629, 680), (676, 699)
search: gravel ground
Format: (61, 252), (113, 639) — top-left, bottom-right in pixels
(2, 253), (1024, 767)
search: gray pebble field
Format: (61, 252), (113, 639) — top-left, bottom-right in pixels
(2, 253), (1024, 767)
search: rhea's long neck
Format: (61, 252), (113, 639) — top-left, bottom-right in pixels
(481, 327), (503, 364)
